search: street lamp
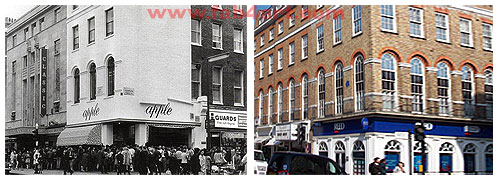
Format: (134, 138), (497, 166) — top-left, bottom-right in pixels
(205, 52), (230, 149)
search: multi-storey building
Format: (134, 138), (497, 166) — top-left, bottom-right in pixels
(191, 5), (247, 148)
(254, 5), (493, 175)
(59, 5), (206, 148)
(5, 5), (68, 150)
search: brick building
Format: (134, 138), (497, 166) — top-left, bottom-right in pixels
(5, 5), (68, 150)
(254, 5), (493, 175)
(191, 5), (247, 148)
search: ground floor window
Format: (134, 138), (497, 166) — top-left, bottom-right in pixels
(413, 153), (427, 173)
(486, 154), (493, 173)
(384, 152), (400, 173)
(319, 141), (328, 157)
(352, 140), (365, 175)
(334, 141), (346, 171)
(439, 153), (453, 173)
(464, 153), (475, 173)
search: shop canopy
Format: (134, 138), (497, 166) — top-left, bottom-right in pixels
(254, 136), (271, 144)
(265, 137), (282, 146)
(57, 125), (101, 146)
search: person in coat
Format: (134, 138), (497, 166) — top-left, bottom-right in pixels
(369, 157), (383, 175)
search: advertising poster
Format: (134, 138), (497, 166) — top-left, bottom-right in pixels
(440, 154), (453, 172)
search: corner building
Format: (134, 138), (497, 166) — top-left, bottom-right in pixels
(61, 5), (206, 148)
(254, 5), (493, 175)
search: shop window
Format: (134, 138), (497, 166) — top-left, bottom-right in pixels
(384, 140), (402, 172)
(352, 140), (365, 175)
(334, 141), (346, 171)
(319, 141), (328, 157)
(439, 142), (454, 173)
(413, 142), (429, 173)
(463, 143), (477, 173)
(485, 144), (493, 173)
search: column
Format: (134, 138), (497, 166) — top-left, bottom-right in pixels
(135, 123), (147, 146)
(101, 124), (113, 146)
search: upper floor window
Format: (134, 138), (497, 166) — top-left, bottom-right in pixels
(234, 70), (244, 106)
(289, 42), (295, 65)
(107, 57), (115, 96)
(381, 53), (397, 111)
(73, 5), (79, 10)
(460, 18), (473, 47)
(302, 75), (309, 119)
(437, 62), (450, 115)
(234, 29), (243, 53)
(410, 57), (424, 113)
(24, 28), (29, 41)
(54, 8), (62, 23)
(39, 18), (45, 32)
(301, 34), (308, 59)
(381, 5), (396, 32)
(212, 66), (223, 104)
(352, 6), (363, 36)
(191, 64), (201, 100)
(302, 5), (309, 19)
(290, 13), (295, 27)
(435, 13), (449, 42)
(260, 34), (265, 47)
(12, 35), (17, 47)
(72, 25), (79, 50)
(278, 48), (283, 70)
(317, 25), (324, 52)
(74, 68), (80, 103)
(259, 90), (264, 125)
(409, 7), (424, 38)
(88, 17), (95, 44)
(278, 21), (284, 34)
(269, 28), (275, 41)
(259, 59), (264, 78)
(277, 83), (284, 122)
(318, 69), (326, 118)
(191, 19), (201, 45)
(106, 8), (114, 36)
(462, 65), (474, 117)
(354, 55), (365, 111)
(482, 23), (492, 50)
(289, 79), (296, 120)
(89, 63), (97, 100)
(334, 15), (342, 44)
(31, 22), (37, 36)
(233, 5), (243, 14)
(268, 87), (274, 124)
(212, 23), (222, 49)
(484, 69), (493, 119)
(268, 54), (274, 74)
(335, 63), (344, 114)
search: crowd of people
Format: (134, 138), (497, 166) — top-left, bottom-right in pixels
(368, 157), (406, 175)
(6, 144), (247, 175)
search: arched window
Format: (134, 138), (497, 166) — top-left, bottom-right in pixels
(410, 57), (424, 113)
(463, 143), (477, 173)
(334, 141), (346, 170)
(302, 75), (309, 119)
(74, 68), (80, 103)
(462, 65), (474, 117)
(289, 79), (295, 120)
(352, 140), (366, 175)
(335, 63), (344, 114)
(384, 140), (402, 173)
(439, 142), (454, 173)
(354, 55), (365, 111)
(485, 144), (493, 173)
(107, 57), (115, 96)
(484, 69), (493, 119)
(319, 141), (329, 157)
(259, 90), (264, 125)
(89, 63), (97, 100)
(381, 53), (397, 111)
(318, 69), (326, 118)
(437, 62), (450, 115)
(413, 142), (429, 173)
(268, 87), (274, 124)
(278, 83), (283, 122)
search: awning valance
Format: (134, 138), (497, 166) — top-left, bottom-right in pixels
(265, 137), (281, 146)
(254, 136), (271, 144)
(56, 125), (101, 146)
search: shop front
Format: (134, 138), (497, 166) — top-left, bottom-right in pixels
(209, 110), (247, 148)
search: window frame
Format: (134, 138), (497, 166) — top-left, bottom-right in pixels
(435, 12), (450, 43)
(268, 54), (273, 75)
(88, 17), (96, 44)
(72, 25), (79, 50)
(105, 7), (114, 37)
(381, 53), (398, 111)
(410, 57), (425, 113)
(289, 13), (296, 27)
(354, 55), (365, 112)
(289, 42), (295, 65)
(318, 69), (326, 118)
(409, 7), (424, 38)
(191, 19), (202, 45)
(234, 70), (244, 106)
(278, 21), (284, 34)
(302, 75), (309, 119)
(234, 28), (244, 53)
(212, 23), (223, 50)
(89, 63), (97, 100)
(260, 34), (265, 47)
(212, 66), (223, 104)
(289, 79), (296, 120)
(437, 62), (451, 115)
(268, 87), (274, 124)
(107, 57), (115, 96)
(191, 64), (201, 100)
(278, 48), (283, 70)
(301, 34), (308, 59)
(461, 65), (475, 117)
(352, 6), (363, 37)
(317, 24), (324, 52)
(335, 63), (344, 115)
(460, 18), (473, 47)
(333, 14), (342, 45)
(269, 28), (274, 41)
(259, 59), (264, 78)
(482, 23), (493, 51)
(74, 68), (80, 103)
(380, 5), (397, 33)
(277, 83), (283, 122)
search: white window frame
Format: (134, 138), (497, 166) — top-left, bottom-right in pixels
(462, 66), (475, 117)
(234, 70), (244, 106)
(333, 14), (342, 45)
(233, 5), (243, 15)
(354, 55), (365, 112)
(268, 87), (274, 124)
(301, 35), (308, 59)
(302, 76), (309, 119)
(278, 48), (283, 70)
(380, 5), (397, 33)
(254, 40), (256, 51)
(289, 80), (295, 120)
(484, 69), (493, 119)
(212, 66), (223, 104)
(259, 90), (264, 125)
(435, 12), (450, 43)
(482, 23), (493, 51)
(460, 18), (473, 47)
(233, 28), (243, 53)
(334, 63), (344, 114)
(317, 25), (324, 52)
(409, 7), (424, 38)
(260, 34), (265, 47)
(277, 83), (283, 123)
(352, 6), (363, 37)
(290, 13), (295, 27)
(259, 59), (264, 78)
(302, 5), (309, 20)
(212, 5), (223, 10)
(278, 21), (284, 34)
(269, 28), (274, 41)
(381, 53), (398, 111)
(317, 5), (324, 9)
(212, 23), (222, 50)
(410, 57), (425, 113)
(191, 64), (201, 101)
(437, 62), (451, 115)
(268, 54), (274, 74)
(318, 69), (326, 118)
(289, 42), (295, 65)
(191, 19), (202, 45)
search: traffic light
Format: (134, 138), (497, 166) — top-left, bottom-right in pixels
(297, 124), (306, 144)
(414, 123), (426, 141)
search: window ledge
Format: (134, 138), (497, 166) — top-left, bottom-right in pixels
(212, 47), (223, 51)
(288, 63), (295, 67)
(104, 34), (114, 40)
(191, 43), (202, 47)
(381, 29), (398, 34)
(268, 72), (273, 76)
(352, 32), (362, 38)
(436, 39), (451, 44)
(104, 95), (114, 100)
(87, 41), (96, 47)
(277, 68), (283, 72)
(301, 57), (308, 61)
(460, 44), (475, 49)
(234, 104), (245, 107)
(71, 48), (79, 53)
(234, 51), (245, 55)
(409, 34), (426, 40)
(333, 41), (342, 48)
(316, 49), (324, 55)
(87, 100), (96, 103)
(483, 48), (493, 52)
(212, 102), (223, 105)
(289, 24), (295, 29)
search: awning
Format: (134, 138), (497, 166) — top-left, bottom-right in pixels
(56, 125), (101, 146)
(265, 137), (282, 146)
(254, 136), (271, 144)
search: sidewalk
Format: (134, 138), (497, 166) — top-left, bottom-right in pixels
(8, 169), (140, 175)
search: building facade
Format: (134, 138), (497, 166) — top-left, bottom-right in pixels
(254, 5), (493, 175)
(60, 5), (206, 148)
(5, 5), (68, 150)
(191, 5), (247, 148)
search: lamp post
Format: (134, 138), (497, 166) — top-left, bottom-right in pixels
(205, 52), (230, 150)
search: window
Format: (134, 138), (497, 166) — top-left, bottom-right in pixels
(73, 5), (79, 10)
(277, 83), (283, 122)
(381, 53), (397, 111)
(254, 40), (256, 51)
(234, 29), (243, 53)
(439, 143), (454, 173)
(380, 5), (396, 32)
(107, 57), (115, 96)
(302, 75), (309, 119)
(301, 35), (308, 59)
(290, 13), (295, 27)
(462, 65), (474, 117)
(191, 64), (201, 100)
(410, 58), (424, 113)
(212, 5), (222, 10)
(352, 6), (362, 36)
(212, 23), (222, 49)
(259, 90), (264, 125)
(39, 18), (44, 32)
(268, 54), (273, 74)
(234, 70), (244, 105)
(88, 17), (95, 44)
(106, 8), (114, 36)
(483, 23), (492, 50)
(212, 66), (222, 104)
(54, 7), (62, 23)
(12, 35), (17, 47)
(24, 28), (29, 41)
(409, 7), (424, 37)
(191, 19), (201, 45)
(485, 69), (493, 119)
(334, 142), (346, 171)
(352, 140), (366, 175)
(437, 62), (450, 115)
(259, 59), (264, 78)
(11, 61), (16, 111)
(302, 5), (309, 19)
(334, 15), (342, 44)
(318, 69), (325, 118)
(463, 143), (477, 173)
(355, 55), (365, 111)
(289, 80), (295, 120)
(269, 28), (274, 41)
(435, 13), (449, 42)
(89, 63), (96, 100)
(413, 142), (429, 173)
(268, 87), (274, 124)
(23, 56), (27, 68)
(74, 68), (80, 103)
(31, 23), (37, 36)
(460, 18), (473, 47)
(319, 142), (328, 157)
(54, 39), (61, 55)
(317, 25), (324, 52)
(72, 25), (79, 50)
(278, 21), (284, 34)
(335, 63), (344, 114)
(485, 144), (493, 173)
(289, 42), (295, 65)
(278, 48), (283, 70)
(260, 34), (265, 47)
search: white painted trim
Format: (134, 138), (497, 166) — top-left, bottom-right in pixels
(453, 101), (465, 104)
(343, 65), (352, 72)
(450, 5), (493, 18)
(428, 98), (440, 102)
(325, 72), (334, 78)
(399, 95), (413, 99)
(364, 58), (381, 64)
(343, 97), (353, 101)
(398, 62), (412, 68)
(325, 101), (334, 105)
(426, 67), (438, 72)
(365, 92), (384, 96)
(451, 70), (463, 75)
(475, 74), (486, 78)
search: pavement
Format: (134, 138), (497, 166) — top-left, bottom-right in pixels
(7, 168), (140, 175)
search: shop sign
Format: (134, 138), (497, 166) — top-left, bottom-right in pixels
(238, 115), (247, 127)
(123, 87), (134, 96)
(83, 103), (100, 121)
(276, 124), (291, 140)
(334, 122), (345, 131)
(415, 122), (433, 131)
(222, 132), (246, 139)
(145, 103), (173, 118)
(361, 118), (369, 131)
(212, 112), (240, 129)
(464, 125), (480, 133)
(40, 48), (48, 117)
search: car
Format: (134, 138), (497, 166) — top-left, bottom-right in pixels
(266, 151), (346, 175)
(254, 150), (268, 175)
(5, 162), (11, 175)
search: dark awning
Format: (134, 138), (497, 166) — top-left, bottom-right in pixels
(56, 125), (101, 146)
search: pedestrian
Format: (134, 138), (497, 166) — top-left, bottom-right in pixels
(137, 146), (148, 175)
(180, 148), (189, 175)
(380, 158), (388, 175)
(115, 151), (124, 175)
(190, 148), (200, 175)
(240, 150), (247, 175)
(369, 157), (382, 175)
(232, 151), (242, 174)
(62, 148), (73, 175)
(33, 149), (41, 174)
(121, 147), (132, 175)
(393, 162), (406, 174)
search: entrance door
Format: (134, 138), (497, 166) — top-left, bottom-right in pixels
(464, 153), (475, 173)
(148, 126), (191, 147)
(113, 123), (135, 146)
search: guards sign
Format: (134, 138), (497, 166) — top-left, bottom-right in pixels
(212, 112), (244, 129)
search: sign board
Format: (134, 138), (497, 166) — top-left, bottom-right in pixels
(40, 48), (48, 116)
(276, 123), (297, 140)
(211, 112), (243, 129)
(221, 132), (246, 139)
(464, 125), (481, 133)
(123, 87), (135, 96)
(395, 132), (408, 139)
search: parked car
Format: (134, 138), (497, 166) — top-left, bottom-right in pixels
(267, 151), (346, 175)
(254, 150), (268, 175)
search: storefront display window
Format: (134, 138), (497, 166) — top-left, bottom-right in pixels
(352, 140), (365, 175)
